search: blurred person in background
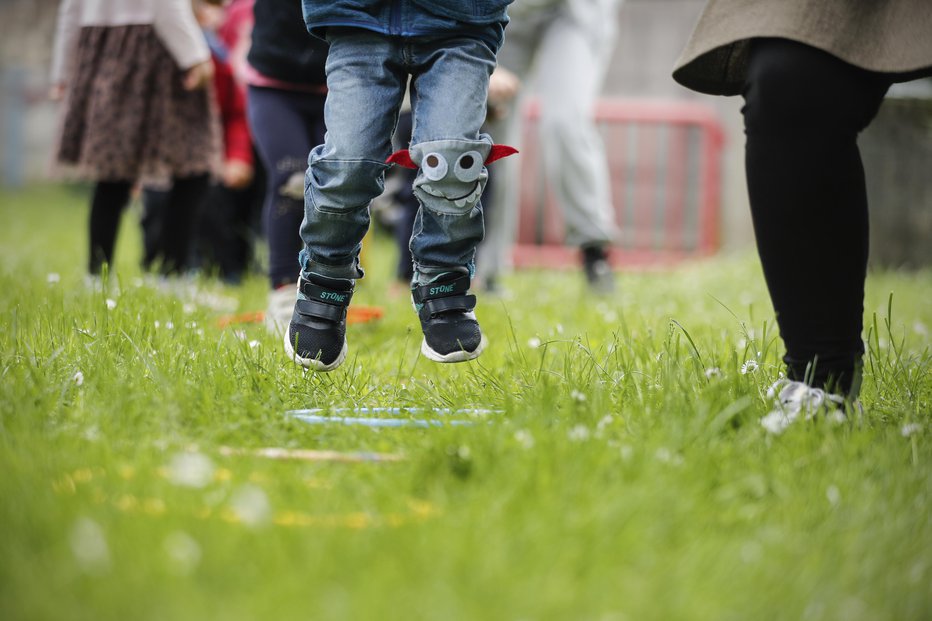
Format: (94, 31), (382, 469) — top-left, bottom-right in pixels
(673, 1), (932, 417)
(50, 0), (220, 279)
(477, 0), (621, 294)
(140, 0), (257, 283)
(242, 0), (328, 333)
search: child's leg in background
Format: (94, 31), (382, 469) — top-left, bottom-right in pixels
(247, 87), (327, 289)
(390, 111), (418, 284)
(301, 31), (407, 282)
(89, 180), (133, 275)
(406, 35), (497, 285)
(157, 174), (210, 275)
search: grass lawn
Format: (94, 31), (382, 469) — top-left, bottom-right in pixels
(1, 184), (930, 620)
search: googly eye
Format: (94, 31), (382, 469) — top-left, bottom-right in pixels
(453, 151), (484, 182)
(421, 152), (448, 181)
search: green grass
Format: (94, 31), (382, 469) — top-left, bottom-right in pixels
(1, 184), (931, 621)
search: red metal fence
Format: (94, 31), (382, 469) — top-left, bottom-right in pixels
(513, 98), (725, 268)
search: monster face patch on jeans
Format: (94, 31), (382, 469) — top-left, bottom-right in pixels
(388, 137), (517, 216)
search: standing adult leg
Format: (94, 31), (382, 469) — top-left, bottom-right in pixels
(743, 38), (890, 395)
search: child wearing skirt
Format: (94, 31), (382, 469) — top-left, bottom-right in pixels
(51, 0), (221, 276)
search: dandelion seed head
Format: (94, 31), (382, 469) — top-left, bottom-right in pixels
(163, 531), (201, 575)
(514, 429), (535, 450)
(596, 415), (614, 431)
(230, 484), (271, 527)
(70, 517), (110, 573)
(168, 452), (215, 489)
(655, 447), (684, 466)
(740, 541), (763, 564)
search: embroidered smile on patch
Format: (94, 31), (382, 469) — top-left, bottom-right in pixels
(387, 140), (517, 209)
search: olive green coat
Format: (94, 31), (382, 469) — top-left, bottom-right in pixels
(673, 0), (932, 95)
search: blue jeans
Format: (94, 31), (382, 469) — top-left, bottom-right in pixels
(300, 28), (496, 285)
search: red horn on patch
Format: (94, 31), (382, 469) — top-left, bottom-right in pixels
(485, 144), (519, 165)
(386, 149), (417, 169)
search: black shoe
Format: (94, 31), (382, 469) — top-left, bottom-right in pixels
(582, 245), (616, 293)
(283, 275), (353, 371)
(412, 274), (485, 363)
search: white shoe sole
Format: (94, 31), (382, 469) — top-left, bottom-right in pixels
(420, 335), (487, 363)
(283, 331), (347, 372)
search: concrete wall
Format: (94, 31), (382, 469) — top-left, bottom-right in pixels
(0, 0), (756, 249)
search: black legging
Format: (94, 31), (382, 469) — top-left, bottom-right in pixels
(743, 38), (891, 395)
(90, 175), (208, 275)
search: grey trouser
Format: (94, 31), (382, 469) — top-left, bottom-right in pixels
(478, 0), (621, 279)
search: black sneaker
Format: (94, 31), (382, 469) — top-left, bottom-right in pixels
(582, 245), (616, 293)
(412, 274), (485, 363)
(283, 275), (353, 371)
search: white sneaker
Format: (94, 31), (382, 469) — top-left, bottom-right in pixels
(760, 379), (846, 434)
(265, 283), (296, 335)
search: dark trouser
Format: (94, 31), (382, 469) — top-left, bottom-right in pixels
(743, 38), (892, 394)
(92, 175), (208, 275)
(247, 86), (326, 289)
(137, 175), (210, 275)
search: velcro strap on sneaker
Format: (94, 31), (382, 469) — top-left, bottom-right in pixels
(412, 275), (471, 304)
(299, 277), (353, 307)
(296, 298), (346, 322)
(420, 293), (476, 319)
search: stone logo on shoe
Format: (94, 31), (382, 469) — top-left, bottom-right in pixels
(429, 283), (456, 296)
(320, 291), (348, 303)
